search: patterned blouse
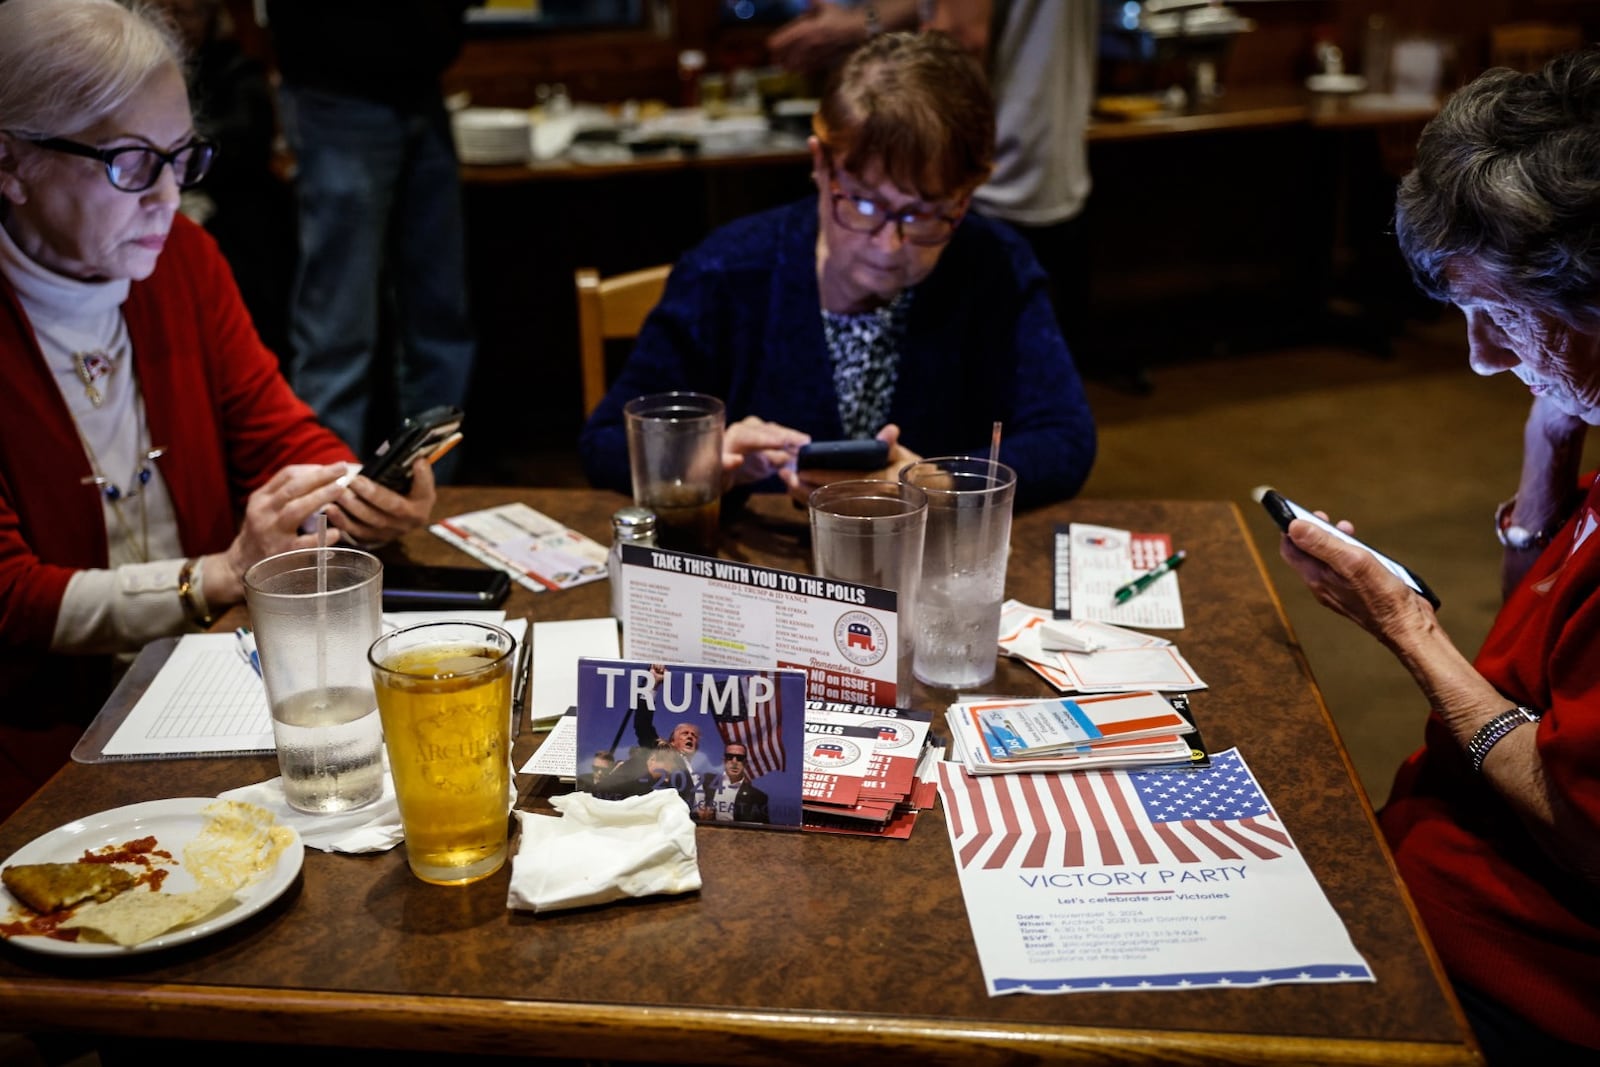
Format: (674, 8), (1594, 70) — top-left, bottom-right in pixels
(820, 290), (913, 438)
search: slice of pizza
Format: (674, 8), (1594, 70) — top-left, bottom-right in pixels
(1, 862), (136, 914)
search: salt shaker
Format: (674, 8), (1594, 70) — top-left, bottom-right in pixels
(608, 506), (658, 622)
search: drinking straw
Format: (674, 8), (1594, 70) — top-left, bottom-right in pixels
(977, 421), (1003, 582)
(985, 422), (998, 489)
(315, 510), (329, 694)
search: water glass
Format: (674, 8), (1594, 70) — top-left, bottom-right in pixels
(899, 457), (1017, 690)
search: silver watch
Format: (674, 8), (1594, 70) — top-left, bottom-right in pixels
(1465, 705), (1542, 774)
(1494, 497), (1556, 551)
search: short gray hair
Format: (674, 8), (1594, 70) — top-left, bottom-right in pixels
(1396, 48), (1600, 325)
(0, 0), (186, 138)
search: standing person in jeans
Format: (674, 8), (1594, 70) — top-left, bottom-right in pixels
(267, 0), (476, 468)
(927, 1), (1103, 384)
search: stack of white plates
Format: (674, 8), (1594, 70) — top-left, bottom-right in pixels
(452, 108), (531, 165)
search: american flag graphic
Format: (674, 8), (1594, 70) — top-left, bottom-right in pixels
(940, 749), (1294, 871)
(715, 671), (788, 777)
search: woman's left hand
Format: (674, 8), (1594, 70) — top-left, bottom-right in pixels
(1278, 513), (1435, 649)
(328, 459), (437, 546)
(723, 415), (811, 489)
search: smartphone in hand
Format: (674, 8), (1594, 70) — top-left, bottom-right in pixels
(796, 439), (890, 471)
(362, 406), (464, 493)
(1254, 486), (1441, 609)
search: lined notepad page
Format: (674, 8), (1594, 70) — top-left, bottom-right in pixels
(102, 615), (530, 758)
(102, 633), (274, 756)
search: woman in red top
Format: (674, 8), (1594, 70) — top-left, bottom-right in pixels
(1274, 51), (1600, 1063)
(0, 0), (434, 817)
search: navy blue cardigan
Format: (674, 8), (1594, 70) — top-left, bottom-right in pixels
(579, 199), (1096, 508)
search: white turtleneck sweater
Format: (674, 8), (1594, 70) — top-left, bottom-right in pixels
(0, 217), (198, 654)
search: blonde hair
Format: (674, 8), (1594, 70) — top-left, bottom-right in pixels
(0, 0), (186, 138)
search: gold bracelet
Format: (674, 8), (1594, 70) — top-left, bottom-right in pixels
(177, 557), (215, 629)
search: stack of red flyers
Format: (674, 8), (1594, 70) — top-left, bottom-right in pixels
(800, 701), (938, 839)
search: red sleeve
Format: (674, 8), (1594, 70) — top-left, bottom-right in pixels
(1477, 482), (1600, 841)
(0, 472), (76, 650)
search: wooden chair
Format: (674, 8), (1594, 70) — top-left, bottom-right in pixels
(574, 264), (671, 417)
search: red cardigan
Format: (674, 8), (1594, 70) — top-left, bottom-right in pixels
(0, 216), (353, 816)
(1380, 473), (1600, 1048)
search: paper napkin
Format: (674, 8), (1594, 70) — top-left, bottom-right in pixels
(506, 791), (700, 914)
(219, 773), (404, 854)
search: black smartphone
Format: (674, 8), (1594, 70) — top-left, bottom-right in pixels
(796, 439), (890, 471)
(1254, 486), (1441, 609)
(363, 406), (465, 493)
(382, 565), (511, 611)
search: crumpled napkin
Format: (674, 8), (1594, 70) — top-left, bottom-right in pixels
(506, 791), (700, 914)
(219, 771), (404, 854)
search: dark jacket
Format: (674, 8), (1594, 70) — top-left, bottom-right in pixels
(578, 199), (1096, 509)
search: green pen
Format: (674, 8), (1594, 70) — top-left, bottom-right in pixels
(1113, 550), (1187, 605)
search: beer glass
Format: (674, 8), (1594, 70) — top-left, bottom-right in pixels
(369, 621), (515, 885)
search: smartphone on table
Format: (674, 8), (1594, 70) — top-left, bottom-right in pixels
(361, 406), (465, 493)
(381, 565), (511, 612)
(1254, 486), (1441, 609)
(796, 439), (890, 471)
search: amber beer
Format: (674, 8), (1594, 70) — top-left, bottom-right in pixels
(368, 622), (514, 885)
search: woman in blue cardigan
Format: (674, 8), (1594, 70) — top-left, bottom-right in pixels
(580, 31), (1095, 509)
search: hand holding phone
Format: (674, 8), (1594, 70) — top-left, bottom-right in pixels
(362, 406), (465, 493)
(1254, 486), (1441, 609)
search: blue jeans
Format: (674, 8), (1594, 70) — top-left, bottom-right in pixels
(278, 85), (475, 462)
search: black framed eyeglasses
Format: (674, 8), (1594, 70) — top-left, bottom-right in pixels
(724, 752), (748, 762)
(25, 136), (217, 192)
(828, 171), (963, 247)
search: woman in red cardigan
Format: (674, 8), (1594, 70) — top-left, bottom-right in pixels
(1271, 52), (1600, 1064)
(0, 0), (434, 817)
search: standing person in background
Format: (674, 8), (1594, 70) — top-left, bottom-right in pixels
(154, 0), (294, 362)
(767, 1), (921, 74)
(927, 1), (1102, 384)
(266, 0), (477, 471)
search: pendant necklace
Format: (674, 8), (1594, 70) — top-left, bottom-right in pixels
(72, 349), (116, 408)
(74, 413), (165, 565)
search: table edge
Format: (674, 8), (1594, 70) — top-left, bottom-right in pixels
(0, 979), (1479, 1066)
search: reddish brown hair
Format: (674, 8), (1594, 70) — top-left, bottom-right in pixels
(813, 31), (995, 201)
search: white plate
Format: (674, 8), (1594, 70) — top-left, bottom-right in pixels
(0, 797), (303, 957)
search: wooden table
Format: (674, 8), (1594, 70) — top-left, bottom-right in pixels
(0, 489), (1477, 1066)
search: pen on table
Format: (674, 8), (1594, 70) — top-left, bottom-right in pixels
(234, 626), (262, 678)
(1112, 550), (1187, 605)
(509, 624), (534, 734)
